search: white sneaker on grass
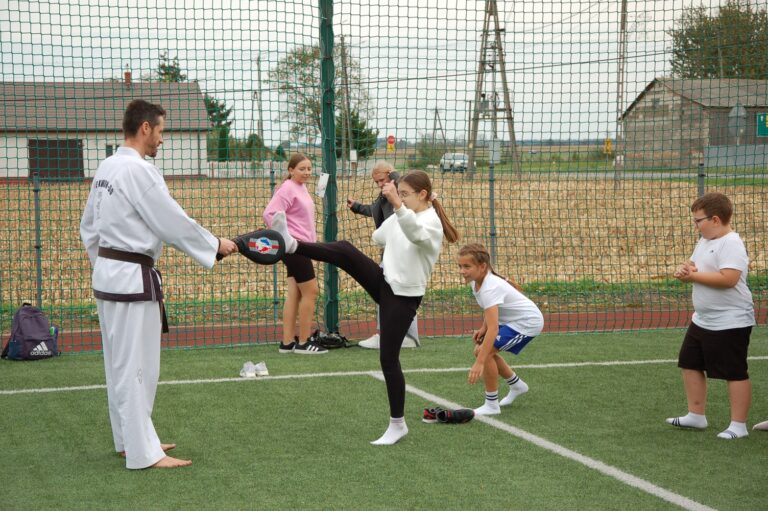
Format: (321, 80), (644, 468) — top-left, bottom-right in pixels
(358, 333), (380, 349)
(401, 335), (420, 348)
(240, 361), (269, 378)
(358, 333), (419, 349)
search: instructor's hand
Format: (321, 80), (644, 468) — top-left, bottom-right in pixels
(217, 238), (238, 258)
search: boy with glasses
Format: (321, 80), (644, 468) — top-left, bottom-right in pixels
(667, 192), (755, 439)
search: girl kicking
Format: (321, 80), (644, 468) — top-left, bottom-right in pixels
(458, 243), (544, 415)
(269, 170), (459, 444)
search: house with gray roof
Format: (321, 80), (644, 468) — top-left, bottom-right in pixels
(0, 76), (210, 179)
(619, 78), (768, 169)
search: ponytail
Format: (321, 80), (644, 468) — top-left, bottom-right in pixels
(400, 170), (460, 244)
(431, 198), (460, 243)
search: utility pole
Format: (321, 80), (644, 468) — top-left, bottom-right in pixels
(614, 0), (628, 186)
(467, 0), (520, 177)
(431, 107), (447, 154)
(339, 34), (355, 174)
(256, 53), (264, 143)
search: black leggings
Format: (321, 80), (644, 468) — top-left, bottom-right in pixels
(295, 240), (422, 418)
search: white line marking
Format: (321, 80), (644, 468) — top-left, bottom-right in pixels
(3, 355), (760, 509)
(387, 375), (720, 511)
(2, 356), (767, 396)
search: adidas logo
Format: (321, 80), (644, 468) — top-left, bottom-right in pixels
(30, 342), (51, 357)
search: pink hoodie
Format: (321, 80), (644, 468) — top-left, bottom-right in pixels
(262, 178), (317, 242)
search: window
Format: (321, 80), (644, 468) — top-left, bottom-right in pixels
(106, 143), (120, 157)
(28, 139), (84, 180)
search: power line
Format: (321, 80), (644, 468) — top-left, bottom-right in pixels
(4, 34), (765, 104)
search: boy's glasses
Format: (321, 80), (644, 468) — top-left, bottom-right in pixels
(692, 216), (712, 225)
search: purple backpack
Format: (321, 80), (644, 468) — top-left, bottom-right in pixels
(2, 303), (59, 360)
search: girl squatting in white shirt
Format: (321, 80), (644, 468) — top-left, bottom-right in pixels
(458, 243), (544, 416)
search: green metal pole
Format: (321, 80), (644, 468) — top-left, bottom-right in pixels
(319, 0), (339, 332)
(33, 173), (43, 308)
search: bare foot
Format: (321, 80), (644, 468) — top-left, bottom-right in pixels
(119, 443), (177, 457)
(151, 455), (192, 468)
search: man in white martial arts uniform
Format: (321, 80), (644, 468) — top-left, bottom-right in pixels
(80, 99), (237, 469)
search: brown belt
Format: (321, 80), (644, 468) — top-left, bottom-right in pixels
(96, 247), (169, 333)
(98, 247), (154, 267)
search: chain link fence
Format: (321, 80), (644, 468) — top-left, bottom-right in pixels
(1, 1), (766, 351)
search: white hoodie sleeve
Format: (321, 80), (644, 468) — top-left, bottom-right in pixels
(393, 204), (441, 246)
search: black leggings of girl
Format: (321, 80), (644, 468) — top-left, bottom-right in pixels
(295, 240), (421, 418)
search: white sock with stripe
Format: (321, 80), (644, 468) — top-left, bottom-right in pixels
(500, 374), (529, 406)
(474, 391), (501, 415)
(665, 412), (708, 429)
(717, 420), (748, 439)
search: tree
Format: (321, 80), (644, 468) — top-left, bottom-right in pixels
(204, 94), (233, 130)
(668, 1), (768, 79)
(335, 110), (379, 160)
(274, 144), (287, 161)
(150, 53), (238, 161)
(269, 43), (372, 141)
(155, 52), (188, 83)
(412, 132), (443, 169)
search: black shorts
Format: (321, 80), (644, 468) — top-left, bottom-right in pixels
(282, 253), (316, 283)
(678, 322), (751, 381)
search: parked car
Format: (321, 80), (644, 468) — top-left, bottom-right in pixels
(439, 152), (469, 173)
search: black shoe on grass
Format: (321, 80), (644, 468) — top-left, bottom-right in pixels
(293, 339), (328, 355)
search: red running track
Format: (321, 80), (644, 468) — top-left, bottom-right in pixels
(54, 308), (767, 353)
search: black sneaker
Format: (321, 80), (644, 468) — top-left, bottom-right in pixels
(293, 339), (328, 355)
(278, 340), (296, 354)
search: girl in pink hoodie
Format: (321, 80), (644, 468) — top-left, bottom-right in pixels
(263, 153), (327, 354)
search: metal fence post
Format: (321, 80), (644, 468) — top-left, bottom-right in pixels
(33, 173), (43, 308)
(319, 0), (339, 332)
(697, 162), (706, 197)
(269, 165), (280, 324)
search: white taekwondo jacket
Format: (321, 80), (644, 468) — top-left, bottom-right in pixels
(80, 146), (218, 300)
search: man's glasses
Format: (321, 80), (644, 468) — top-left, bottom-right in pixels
(692, 216), (712, 225)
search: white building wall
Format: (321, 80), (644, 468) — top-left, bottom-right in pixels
(1, 131), (207, 178)
(0, 134), (28, 178)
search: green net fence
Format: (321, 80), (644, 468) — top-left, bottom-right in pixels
(1, 1), (766, 352)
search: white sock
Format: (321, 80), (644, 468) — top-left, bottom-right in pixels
(370, 417), (408, 445)
(665, 412), (708, 429)
(270, 211), (297, 253)
(500, 376), (529, 406)
(717, 420), (748, 440)
(475, 399), (501, 415)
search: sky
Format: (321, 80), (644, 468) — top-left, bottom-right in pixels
(1, 0), (714, 146)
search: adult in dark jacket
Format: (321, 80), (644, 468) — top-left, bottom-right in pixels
(347, 161), (420, 349)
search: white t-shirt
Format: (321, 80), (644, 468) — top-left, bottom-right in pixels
(690, 231), (755, 330)
(471, 272), (544, 337)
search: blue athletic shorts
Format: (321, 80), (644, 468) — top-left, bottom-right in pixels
(493, 325), (535, 354)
